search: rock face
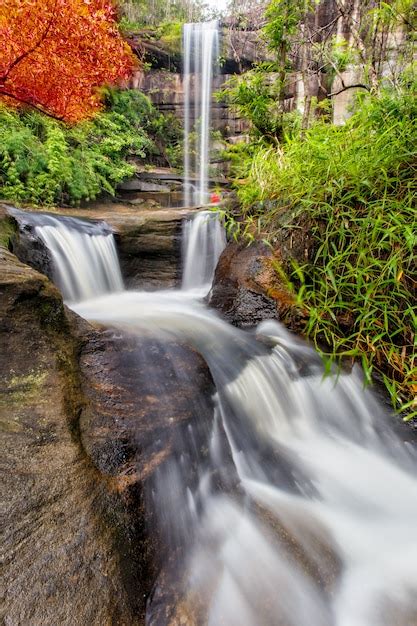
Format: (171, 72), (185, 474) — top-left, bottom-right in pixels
(78, 330), (218, 623)
(127, 26), (272, 139)
(9, 218), (54, 282)
(209, 240), (307, 330)
(7, 203), (195, 291)
(136, 71), (250, 138)
(113, 210), (185, 290)
(0, 242), (140, 624)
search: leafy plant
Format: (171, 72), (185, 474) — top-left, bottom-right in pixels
(0, 89), (181, 205)
(227, 87), (417, 419)
(218, 69), (303, 142)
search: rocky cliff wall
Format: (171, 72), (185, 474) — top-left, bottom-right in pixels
(129, 0), (410, 132)
(128, 25), (269, 138)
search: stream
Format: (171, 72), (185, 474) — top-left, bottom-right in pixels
(14, 206), (417, 626)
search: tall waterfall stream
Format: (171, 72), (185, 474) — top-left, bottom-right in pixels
(183, 21), (219, 206)
(16, 208), (417, 626)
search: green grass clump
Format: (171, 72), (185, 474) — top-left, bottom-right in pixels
(230, 88), (417, 418)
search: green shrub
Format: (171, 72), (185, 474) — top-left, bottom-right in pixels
(104, 88), (182, 167)
(229, 88), (417, 418)
(218, 68), (303, 142)
(0, 89), (181, 205)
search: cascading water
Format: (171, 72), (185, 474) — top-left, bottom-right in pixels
(73, 291), (417, 626)
(10, 209), (123, 303)
(21, 207), (417, 625)
(183, 21), (219, 206)
(182, 210), (226, 294)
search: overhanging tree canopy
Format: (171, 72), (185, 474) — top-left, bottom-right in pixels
(0, 0), (136, 122)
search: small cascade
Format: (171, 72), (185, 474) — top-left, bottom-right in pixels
(183, 21), (219, 206)
(181, 210), (226, 294)
(11, 209), (123, 302)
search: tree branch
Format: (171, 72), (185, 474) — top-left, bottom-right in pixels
(328, 83), (370, 97)
(0, 0), (59, 83)
(0, 89), (64, 121)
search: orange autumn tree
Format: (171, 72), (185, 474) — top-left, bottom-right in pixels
(0, 0), (136, 122)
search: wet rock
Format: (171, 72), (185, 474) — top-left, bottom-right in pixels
(0, 246), (140, 625)
(251, 501), (341, 597)
(115, 216), (184, 290)
(10, 229), (53, 280)
(78, 328), (236, 623)
(119, 178), (174, 193)
(5, 203), (196, 291)
(209, 241), (306, 330)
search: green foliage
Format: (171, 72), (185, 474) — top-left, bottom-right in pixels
(104, 88), (182, 166)
(229, 88), (417, 418)
(157, 22), (183, 54)
(219, 68), (302, 141)
(263, 0), (316, 54)
(0, 89), (181, 205)
(117, 0), (208, 30)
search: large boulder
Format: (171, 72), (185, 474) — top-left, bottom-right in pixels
(209, 240), (307, 330)
(0, 241), (140, 624)
(0, 208), (223, 624)
(78, 329), (221, 623)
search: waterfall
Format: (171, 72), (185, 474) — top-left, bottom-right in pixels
(181, 210), (226, 294)
(11, 210), (123, 303)
(183, 21), (219, 206)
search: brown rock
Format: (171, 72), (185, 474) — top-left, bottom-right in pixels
(6, 203), (197, 291)
(209, 241), (306, 330)
(0, 246), (140, 625)
(0, 227), (224, 624)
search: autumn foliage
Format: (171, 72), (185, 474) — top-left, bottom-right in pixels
(0, 0), (136, 122)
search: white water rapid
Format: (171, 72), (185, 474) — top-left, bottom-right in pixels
(183, 21), (219, 206)
(73, 291), (417, 626)
(19, 208), (417, 625)
(182, 210), (226, 294)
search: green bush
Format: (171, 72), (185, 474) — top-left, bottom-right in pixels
(229, 88), (417, 418)
(0, 89), (181, 206)
(218, 67), (303, 142)
(104, 88), (182, 167)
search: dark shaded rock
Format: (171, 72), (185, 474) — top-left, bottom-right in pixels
(115, 215), (183, 289)
(77, 328), (235, 624)
(119, 178), (174, 193)
(210, 241), (306, 330)
(79, 331), (216, 489)
(4, 207), (54, 281)
(10, 226), (53, 279)
(226, 285), (279, 328)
